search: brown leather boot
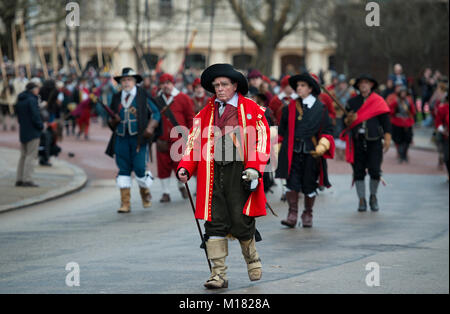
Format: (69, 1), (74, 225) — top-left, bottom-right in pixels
(160, 193), (171, 203)
(118, 188), (131, 213)
(139, 187), (152, 208)
(301, 195), (315, 228)
(281, 191), (299, 228)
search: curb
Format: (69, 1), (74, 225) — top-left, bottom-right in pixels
(0, 158), (88, 214)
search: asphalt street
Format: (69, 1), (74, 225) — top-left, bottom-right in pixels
(0, 173), (448, 294)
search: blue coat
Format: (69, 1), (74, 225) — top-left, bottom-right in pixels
(16, 91), (44, 143)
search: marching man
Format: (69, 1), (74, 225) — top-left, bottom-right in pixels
(177, 64), (270, 289)
(276, 73), (335, 228)
(105, 68), (161, 213)
(340, 74), (392, 212)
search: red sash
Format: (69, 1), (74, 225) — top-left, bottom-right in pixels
(339, 93), (390, 164)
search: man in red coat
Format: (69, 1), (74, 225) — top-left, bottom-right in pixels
(177, 64), (270, 289)
(268, 75), (298, 125)
(387, 85), (416, 163)
(435, 94), (449, 178)
(155, 73), (195, 203)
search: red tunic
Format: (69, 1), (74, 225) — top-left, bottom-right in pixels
(178, 94), (271, 221)
(159, 92), (195, 143)
(339, 93), (391, 164)
(388, 96), (416, 128)
(319, 92), (337, 120)
(268, 93), (294, 125)
(435, 102), (449, 139)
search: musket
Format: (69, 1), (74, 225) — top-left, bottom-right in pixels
(319, 85), (349, 116)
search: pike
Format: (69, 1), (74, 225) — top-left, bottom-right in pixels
(319, 84), (349, 115)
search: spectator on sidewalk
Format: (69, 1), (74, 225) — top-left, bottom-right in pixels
(15, 82), (44, 187)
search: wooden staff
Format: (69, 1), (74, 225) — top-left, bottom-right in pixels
(35, 35), (49, 79)
(0, 43), (13, 114)
(58, 45), (69, 71)
(320, 85), (348, 115)
(178, 29), (197, 74)
(68, 44), (82, 77)
(52, 24), (59, 72)
(11, 22), (19, 78)
(134, 42), (150, 73)
(96, 32), (103, 70)
(19, 21), (32, 79)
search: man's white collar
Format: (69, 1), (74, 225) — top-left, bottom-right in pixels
(215, 92), (238, 108)
(121, 86), (137, 108)
(278, 92), (298, 101)
(302, 94), (316, 109)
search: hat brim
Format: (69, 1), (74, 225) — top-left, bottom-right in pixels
(353, 75), (378, 91)
(201, 64), (248, 95)
(114, 74), (143, 84)
(289, 74), (321, 96)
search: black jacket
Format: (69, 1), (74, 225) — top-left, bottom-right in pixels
(275, 99), (334, 180)
(345, 93), (391, 140)
(16, 91), (44, 143)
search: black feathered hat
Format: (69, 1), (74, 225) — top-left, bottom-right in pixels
(114, 67), (143, 84)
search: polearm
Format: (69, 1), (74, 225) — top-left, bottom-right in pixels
(183, 178), (212, 272)
(0, 43), (13, 115)
(319, 85), (349, 116)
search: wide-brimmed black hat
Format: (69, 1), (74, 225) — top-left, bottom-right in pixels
(289, 73), (321, 96)
(201, 63), (248, 95)
(353, 74), (378, 91)
(114, 67), (143, 84)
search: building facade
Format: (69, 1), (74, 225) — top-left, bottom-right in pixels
(17, 0), (336, 78)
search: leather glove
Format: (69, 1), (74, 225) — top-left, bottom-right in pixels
(383, 133), (391, 153)
(344, 111), (358, 126)
(311, 137), (331, 158)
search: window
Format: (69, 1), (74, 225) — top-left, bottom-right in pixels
(204, 0), (215, 17)
(233, 54), (253, 71)
(185, 53), (206, 70)
(143, 53), (159, 70)
(281, 54), (305, 76)
(328, 55), (336, 72)
(159, 0), (173, 17)
(115, 0), (129, 19)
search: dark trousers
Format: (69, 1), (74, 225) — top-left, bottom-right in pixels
(352, 137), (383, 181)
(286, 152), (319, 195)
(205, 161), (254, 241)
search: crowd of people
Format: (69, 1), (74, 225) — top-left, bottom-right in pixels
(0, 61), (448, 187)
(0, 58), (448, 290)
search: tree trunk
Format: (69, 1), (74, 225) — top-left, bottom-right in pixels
(254, 43), (276, 76)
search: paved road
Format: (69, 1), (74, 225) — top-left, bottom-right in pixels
(0, 173), (447, 294)
(0, 122), (448, 294)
